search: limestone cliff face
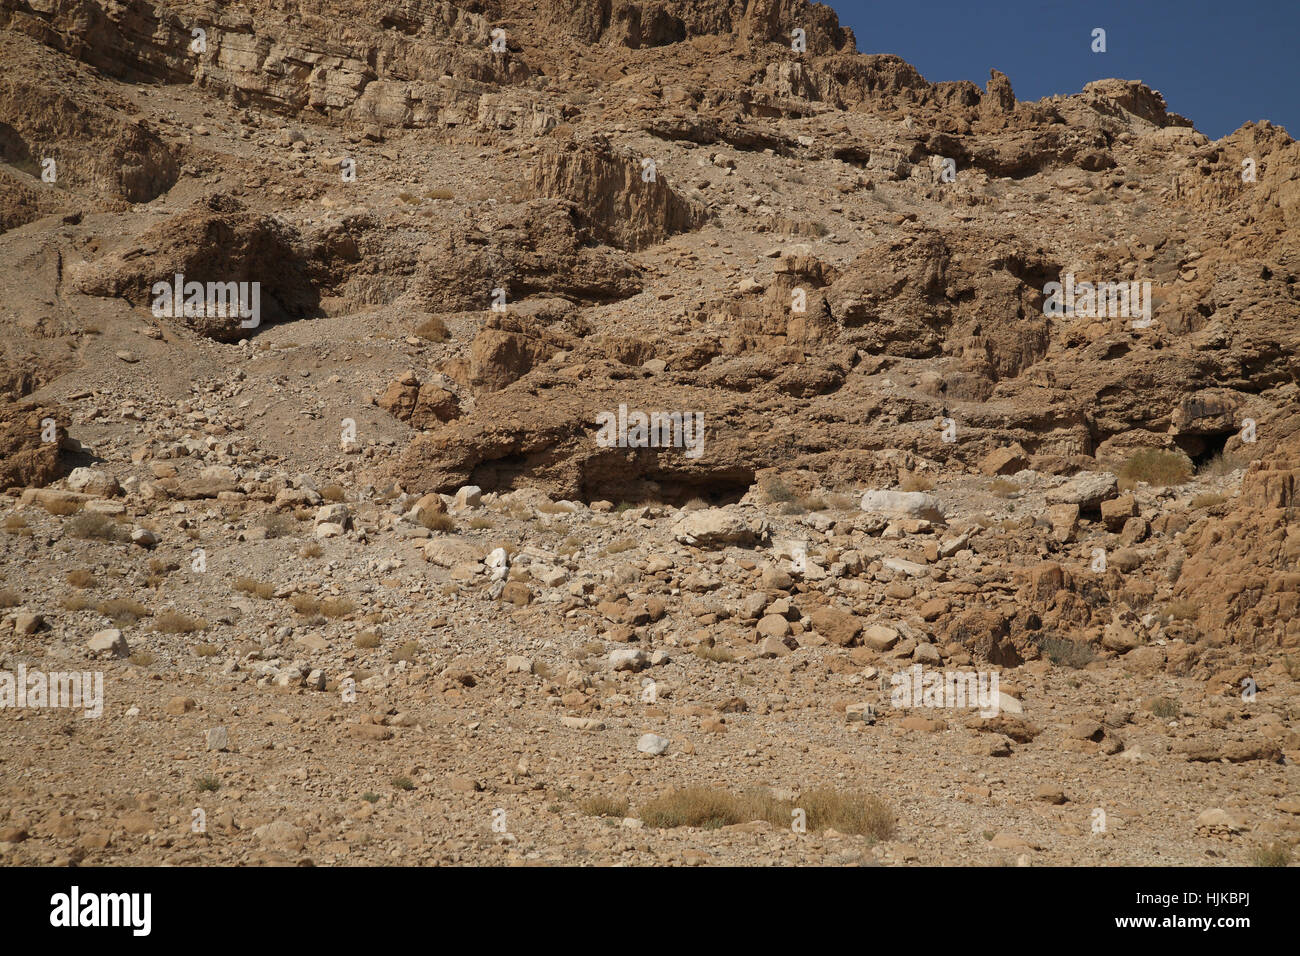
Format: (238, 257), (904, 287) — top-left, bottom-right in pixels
(1, 0), (1298, 649)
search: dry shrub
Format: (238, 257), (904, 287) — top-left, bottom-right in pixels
(602, 538), (636, 555)
(1119, 448), (1192, 489)
(638, 787), (894, 840)
(415, 316), (450, 342)
(989, 478), (1019, 498)
(320, 596), (355, 618)
(899, 471), (934, 492)
(1199, 452), (1248, 478)
(759, 478), (796, 503)
(393, 640), (419, 662)
(638, 787), (754, 829)
(420, 512), (455, 533)
(98, 598), (151, 625)
(535, 501), (571, 515)
(259, 513), (298, 538)
(65, 569), (97, 589)
(693, 644), (735, 663)
(289, 594), (320, 616)
(3, 514), (29, 533)
(62, 593), (93, 611)
(355, 630), (381, 649)
(154, 610), (206, 633)
(1037, 635), (1095, 669)
(1148, 696), (1180, 719)
(42, 497), (83, 516)
(468, 517), (494, 530)
(69, 513), (126, 541)
(300, 541), (323, 558)
(234, 577), (275, 600)
(798, 788), (896, 839)
(0, 589), (20, 608)
(579, 796), (630, 818)
(1249, 843), (1292, 867)
(1164, 599), (1198, 621)
(319, 484), (346, 503)
(1190, 492), (1225, 509)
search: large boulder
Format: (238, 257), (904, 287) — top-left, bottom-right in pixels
(671, 508), (759, 548)
(1045, 472), (1118, 510)
(860, 490), (944, 521)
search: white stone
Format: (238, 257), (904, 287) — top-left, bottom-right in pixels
(610, 648), (649, 672)
(67, 467), (121, 497)
(861, 490), (944, 521)
(87, 629), (128, 657)
(637, 733), (670, 756)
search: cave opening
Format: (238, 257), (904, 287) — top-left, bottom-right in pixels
(1173, 430), (1232, 470)
(579, 470), (755, 509)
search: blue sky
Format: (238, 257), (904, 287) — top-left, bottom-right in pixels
(828, 0), (1297, 140)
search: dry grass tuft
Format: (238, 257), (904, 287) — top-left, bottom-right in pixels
(65, 569), (97, 589)
(153, 610), (207, 633)
(419, 511), (455, 533)
(69, 513), (126, 541)
(989, 478), (1020, 498)
(1037, 635), (1095, 669)
(234, 577), (276, 600)
(899, 471), (934, 492)
(1118, 449), (1192, 489)
(98, 598), (151, 625)
(758, 478), (796, 503)
(320, 596), (356, 618)
(579, 796), (630, 818)
(259, 513), (298, 538)
(319, 484), (346, 503)
(1249, 842), (1292, 867)
(415, 315), (451, 342)
(692, 644), (735, 663)
(602, 538), (637, 556)
(1199, 451), (1248, 478)
(289, 594), (320, 616)
(637, 787), (894, 840)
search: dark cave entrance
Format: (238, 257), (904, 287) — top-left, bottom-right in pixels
(1173, 429), (1233, 470)
(579, 469), (755, 508)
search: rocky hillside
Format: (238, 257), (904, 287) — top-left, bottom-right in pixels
(0, 0), (1297, 867)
